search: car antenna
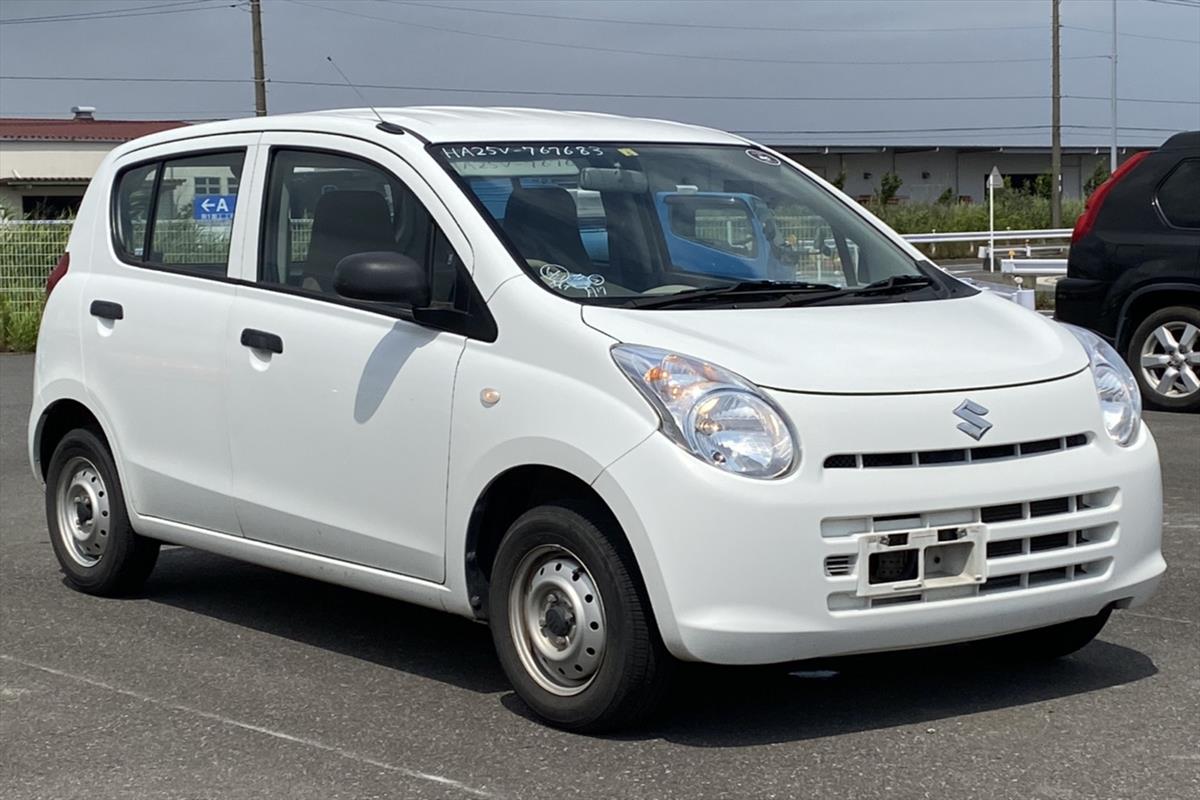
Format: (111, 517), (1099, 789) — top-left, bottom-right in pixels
(325, 55), (407, 135)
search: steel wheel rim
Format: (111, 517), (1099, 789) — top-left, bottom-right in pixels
(1140, 321), (1200, 399)
(55, 456), (112, 568)
(507, 544), (607, 697)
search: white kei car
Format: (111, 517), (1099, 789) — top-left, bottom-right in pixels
(29, 107), (1164, 731)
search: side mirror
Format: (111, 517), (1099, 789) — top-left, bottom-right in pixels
(334, 251), (430, 306)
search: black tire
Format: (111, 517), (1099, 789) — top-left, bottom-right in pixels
(1126, 305), (1200, 413)
(488, 502), (672, 732)
(45, 428), (159, 596)
(980, 608), (1112, 661)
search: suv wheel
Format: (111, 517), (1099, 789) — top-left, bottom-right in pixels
(1127, 306), (1200, 412)
(488, 503), (671, 732)
(46, 428), (160, 596)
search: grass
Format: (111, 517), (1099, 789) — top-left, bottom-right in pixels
(0, 294), (43, 352)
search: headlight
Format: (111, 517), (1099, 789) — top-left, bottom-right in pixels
(611, 344), (796, 478)
(1062, 324), (1142, 446)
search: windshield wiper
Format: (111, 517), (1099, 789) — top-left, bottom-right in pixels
(778, 274), (938, 307)
(844, 274), (936, 296)
(626, 280), (842, 309)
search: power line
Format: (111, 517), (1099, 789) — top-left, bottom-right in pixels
(0, 0), (235, 26)
(381, 0), (1049, 34)
(1142, 0), (1200, 8)
(4, 75), (1197, 107)
(1063, 23), (1200, 44)
(0, 75), (252, 84)
(283, 0), (1107, 66)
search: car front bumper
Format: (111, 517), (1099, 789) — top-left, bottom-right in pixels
(594, 369), (1165, 664)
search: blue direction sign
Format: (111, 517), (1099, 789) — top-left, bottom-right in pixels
(194, 194), (237, 221)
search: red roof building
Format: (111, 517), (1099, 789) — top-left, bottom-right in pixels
(0, 108), (189, 218)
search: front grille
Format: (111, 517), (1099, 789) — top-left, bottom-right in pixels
(822, 489), (1118, 612)
(824, 433), (1089, 470)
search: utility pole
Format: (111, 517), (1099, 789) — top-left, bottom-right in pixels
(1051, 0), (1062, 228)
(250, 0), (267, 116)
(1111, 0), (1118, 171)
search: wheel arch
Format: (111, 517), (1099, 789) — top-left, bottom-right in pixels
(463, 463), (646, 623)
(33, 397), (112, 481)
(1117, 283), (1200, 352)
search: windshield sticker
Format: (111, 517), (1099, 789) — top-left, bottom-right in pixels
(539, 264), (608, 297)
(745, 148), (781, 166)
(442, 145), (607, 160)
(618, 147), (639, 157)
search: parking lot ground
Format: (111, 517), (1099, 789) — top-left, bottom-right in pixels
(2, 352), (1197, 800)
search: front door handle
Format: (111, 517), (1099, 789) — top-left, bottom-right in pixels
(90, 300), (124, 320)
(240, 328), (284, 355)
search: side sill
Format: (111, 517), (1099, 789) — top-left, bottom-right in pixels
(134, 515), (456, 615)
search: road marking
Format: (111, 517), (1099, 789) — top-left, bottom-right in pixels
(1124, 612), (1195, 625)
(0, 654), (496, 798)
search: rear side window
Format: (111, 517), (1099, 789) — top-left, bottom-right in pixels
(111, 150), (245, 276)
(259, 148), (466, 310)
(1157, 159), (1200, 229)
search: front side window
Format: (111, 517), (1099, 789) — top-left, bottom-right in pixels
(436, 143), (955, 307)
(112, 150), (245, 276)
(259, 149), (467, 310)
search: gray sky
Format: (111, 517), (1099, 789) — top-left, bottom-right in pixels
(1, 0), (1197, 146)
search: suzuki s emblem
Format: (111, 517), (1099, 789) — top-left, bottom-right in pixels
(954, 400), (993, 441)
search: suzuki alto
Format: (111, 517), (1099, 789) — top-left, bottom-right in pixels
(29, 107), (1164, 731)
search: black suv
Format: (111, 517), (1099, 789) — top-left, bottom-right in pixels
(1057, 131), (1200, 412)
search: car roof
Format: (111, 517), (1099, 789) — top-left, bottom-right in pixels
(1160, 130), (1200, 152)
(114, 106), (749, 155)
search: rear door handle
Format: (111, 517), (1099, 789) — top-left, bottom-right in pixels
(90, 300), (124, 320)
(240, 328), (284, 355)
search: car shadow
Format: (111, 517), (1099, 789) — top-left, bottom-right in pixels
(145, 547), (1158, 746)
(146, 547), (509, 694)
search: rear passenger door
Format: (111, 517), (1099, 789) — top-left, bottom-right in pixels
(224, 134), (473, 582)
(82, 137), (258, 535)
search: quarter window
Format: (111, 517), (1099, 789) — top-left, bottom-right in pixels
(113, 163), (157, 260)
(259, 149), (466, 309)
(1157, 159), (1200, 229)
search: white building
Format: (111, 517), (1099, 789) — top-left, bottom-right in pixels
(0, 108), (1155, 217)
(778, 144), (1149, 204)
(0, 108), (186, 218)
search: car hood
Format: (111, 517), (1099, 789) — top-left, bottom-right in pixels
(581, 292), (1088, 394)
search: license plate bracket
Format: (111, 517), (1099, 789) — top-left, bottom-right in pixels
(856, 524), (988, 598)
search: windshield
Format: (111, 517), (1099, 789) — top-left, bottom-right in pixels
(435, 142), (950, 306)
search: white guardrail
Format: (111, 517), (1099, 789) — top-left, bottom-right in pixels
(1000, 258), (1068, 276)
(902, 228), (1073, 244)
(901, 228), (1072, 280)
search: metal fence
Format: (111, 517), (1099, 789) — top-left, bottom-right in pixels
(0, 219), (71, 314)
(0, 218), (1069, 315)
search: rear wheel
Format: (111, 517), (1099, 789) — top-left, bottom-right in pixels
(1127, 306), (1200, 412)
(488, 503), (671, 732)
(45, 428), (159, 596)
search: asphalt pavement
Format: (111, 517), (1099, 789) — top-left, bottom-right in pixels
(1, 352), (1197, 800)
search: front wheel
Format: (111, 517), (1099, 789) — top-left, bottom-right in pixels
(1127, 306), (1200, 412)
(488, 503), (671, 732)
